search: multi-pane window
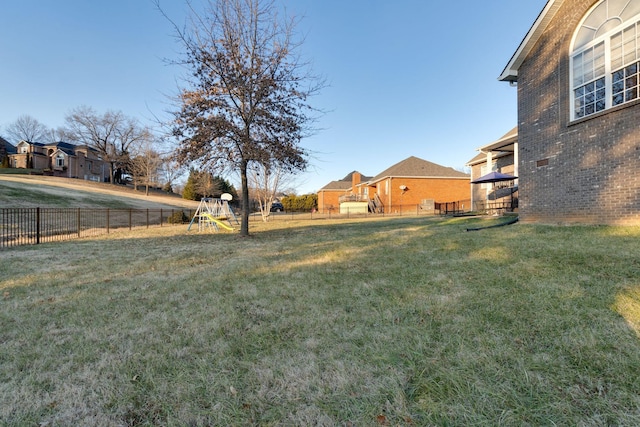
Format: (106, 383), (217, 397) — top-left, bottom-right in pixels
(56, 154), (65, 168)
(573, 42), (606, 118)
(613, 63), (639, 104)
(611, 22), (640, 105)
(571, 0), (640, 119)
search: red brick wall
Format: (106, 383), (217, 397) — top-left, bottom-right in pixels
(318, 177), (470, 213)
(317, 189), (344, 212)
(377, 177), (469, 207)
(517, 0), (640, 225)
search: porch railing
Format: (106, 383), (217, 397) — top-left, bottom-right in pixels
(338, 194), (368, 203)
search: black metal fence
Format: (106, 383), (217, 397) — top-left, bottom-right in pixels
(314, 201), (472, 216)
(1, 208), (192, 249)
(2, 201), (473, 249)
(434, 200), (470, 215)
(263, 200), (472, 220)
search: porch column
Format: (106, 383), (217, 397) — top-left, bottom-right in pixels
(485, 151), (493, 203)
(514, 142), (519, 180)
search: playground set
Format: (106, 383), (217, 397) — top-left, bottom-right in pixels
(187, 194), (239, 232)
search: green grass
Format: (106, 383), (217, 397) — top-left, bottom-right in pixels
(1, 216), (640, 426)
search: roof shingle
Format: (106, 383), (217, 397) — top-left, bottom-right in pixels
(370, 156), (468, 182)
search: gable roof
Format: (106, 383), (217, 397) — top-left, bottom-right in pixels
(499, 0), (564, 82)
(319, 180), (353, 191)
(17, 140), (45, 147)
(466, 152), (486, 166)
(467, 127), (518, 166)
(51, 141), (78, 155)
(481, 126), (518, 152)
(370, 156), (468, 183)
(319, 170), (373, 191)
(340, 171), (372, 182)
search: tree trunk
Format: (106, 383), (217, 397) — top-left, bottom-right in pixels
(109, 162), (116, 185)
(240, 159), (250, 236)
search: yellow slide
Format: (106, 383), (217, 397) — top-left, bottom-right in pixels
(201, 213), (234, 230)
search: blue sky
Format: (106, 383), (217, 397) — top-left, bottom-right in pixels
(0, 1), (547, 194)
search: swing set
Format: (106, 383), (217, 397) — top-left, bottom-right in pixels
(187, 193), (239, 232)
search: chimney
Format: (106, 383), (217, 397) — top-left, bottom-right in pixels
(352, 172), (361, 192)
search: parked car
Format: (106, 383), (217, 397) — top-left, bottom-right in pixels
(270, 202), (284, 212)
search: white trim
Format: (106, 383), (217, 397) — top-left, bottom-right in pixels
(569, 1), (640, 120)
(499, 0), (564, 82)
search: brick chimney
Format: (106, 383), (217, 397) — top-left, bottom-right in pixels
(351, 172), (361, 192)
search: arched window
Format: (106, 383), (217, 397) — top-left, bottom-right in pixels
(571, 0), (640, 119)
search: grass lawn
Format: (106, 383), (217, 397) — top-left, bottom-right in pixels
(1, 216), (640, 426)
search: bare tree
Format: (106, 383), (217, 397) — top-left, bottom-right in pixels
(195, 171), (222, 198)
(5, 115), (50, 143)
(62, 106), (153, 184)
(129, 135), (164, 195)
(159, 153), (185, 193)
(249, 161), (292, 222)
(158, 0), (323, 236)
(46, 127), (65, 143)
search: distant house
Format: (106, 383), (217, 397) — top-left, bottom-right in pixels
(317, 171), (372, 213)
(467, 127), (518, 211)
(500, 0), (640, 224)
(317, 156), (470, 214)
(9, 140), (107, 182)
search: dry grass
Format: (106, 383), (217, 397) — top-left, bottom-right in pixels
(0, 175), (199, 209)
(1, 217), (640, 425)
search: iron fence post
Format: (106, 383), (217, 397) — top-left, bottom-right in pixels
(36, 207), (41, 245)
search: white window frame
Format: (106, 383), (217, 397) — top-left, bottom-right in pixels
(55, 153), (65, 168)
(570, 0), (640, 120)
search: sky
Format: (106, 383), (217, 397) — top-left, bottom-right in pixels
(0, 0), (548, 194)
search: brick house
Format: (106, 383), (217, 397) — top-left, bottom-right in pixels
(317, 156), (470, 214)
(467, 127), (518, 211)
(10, 140), (107, 182)
(317, 171), (371, 213)
(500, 0), (640, 224)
